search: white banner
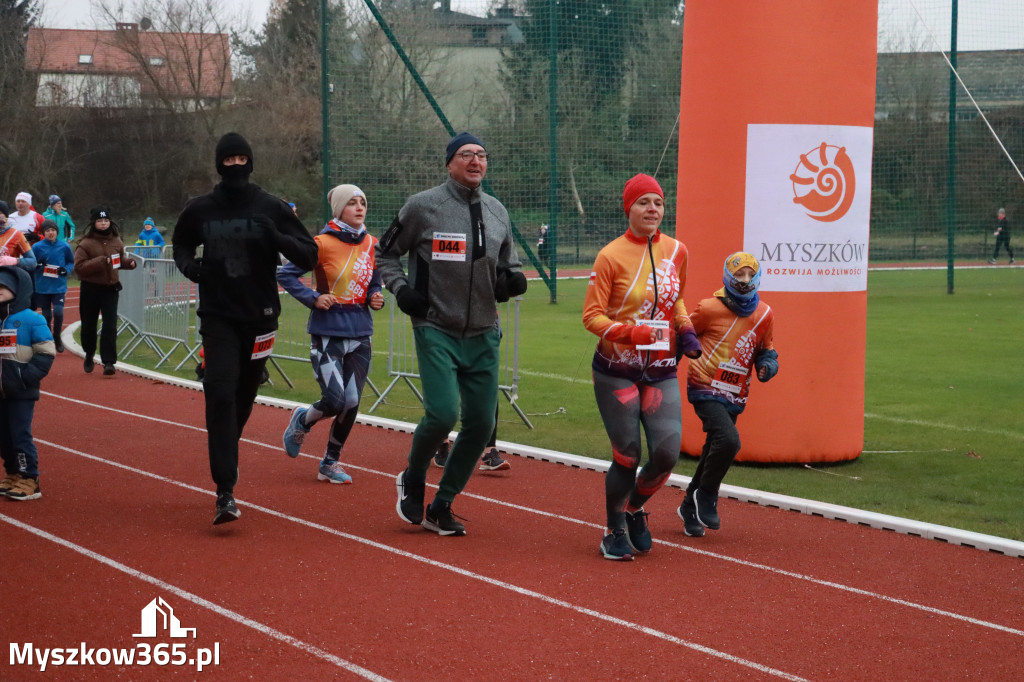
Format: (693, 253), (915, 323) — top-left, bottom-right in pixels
(744, 124), (874, 292)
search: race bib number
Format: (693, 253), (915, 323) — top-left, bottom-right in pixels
(432, 232), (467, 262)
(251, 332), (276, 360)
(43, 264), (60, 278)
(635, 319), (671, 351)
(711, 360), (749, 395)
(111, 253), (121, 269)
(0, 329), (16, 355)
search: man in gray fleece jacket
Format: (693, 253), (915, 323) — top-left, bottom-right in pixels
(378, 132), (527, 536)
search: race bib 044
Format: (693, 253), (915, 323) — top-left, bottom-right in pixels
(432, 232), (467, 262)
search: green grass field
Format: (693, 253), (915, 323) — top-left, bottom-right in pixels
(108, 267), (1024, 541)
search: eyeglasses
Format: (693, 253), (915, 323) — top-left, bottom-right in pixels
(454, 151), (488, 161)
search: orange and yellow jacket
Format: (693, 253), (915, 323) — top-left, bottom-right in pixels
(276, 222), (382, 339)
(686, 295), (775, 413)
(582, 229), (695, 382)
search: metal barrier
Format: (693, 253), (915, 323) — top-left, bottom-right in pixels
(368, 296), (531, 429)
(114, 260), (531, 428)
(117, 256), (198, 367)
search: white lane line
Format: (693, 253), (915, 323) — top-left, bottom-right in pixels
(864, 413), (1024, 441)
(39, 392), (1024, 637)
(32, 438), (807, 681)
(0, 513), (390, 682)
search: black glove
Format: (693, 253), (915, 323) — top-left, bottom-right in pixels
(183, 257), (203, 282)
(57, 266), (67, 276)
(495, 270), (528, 303)
(251, 214), (281, 246)
(396, 286), (429, 318)
(37, 257), (47, 267)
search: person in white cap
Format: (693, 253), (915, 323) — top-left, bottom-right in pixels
(277, 183), (384, 484)
(9, 193), (44, 241)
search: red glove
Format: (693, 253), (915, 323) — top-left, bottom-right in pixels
(629, 324), (658, 346)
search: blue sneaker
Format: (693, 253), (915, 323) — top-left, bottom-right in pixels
(282, 407), (310, 458)
(317, 459), (352, 484)
(600, 528), (634, 561)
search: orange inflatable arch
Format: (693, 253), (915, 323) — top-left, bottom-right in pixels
(676, 0), (878, 463)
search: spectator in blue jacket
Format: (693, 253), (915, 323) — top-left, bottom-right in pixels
(0, 265), (56, 501)
(134, 217), (166, 259)
(31, 220), (75, 352)
(42, 195), (76, 242)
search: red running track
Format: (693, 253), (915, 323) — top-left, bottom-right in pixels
(2, 351), (1023, 680)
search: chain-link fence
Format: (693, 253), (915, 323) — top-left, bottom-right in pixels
(321, 1), (1024, 297)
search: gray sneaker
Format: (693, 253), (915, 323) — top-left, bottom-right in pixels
(479, 447), (510, 471)
(317, 459), (352, 484)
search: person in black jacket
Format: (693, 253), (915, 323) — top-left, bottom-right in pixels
(990, 208), (1014, 265)
(173, 132), (318, 525)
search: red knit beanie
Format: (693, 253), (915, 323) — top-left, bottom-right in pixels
(622, 174), (664, 215)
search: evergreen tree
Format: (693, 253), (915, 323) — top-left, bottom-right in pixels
(0, 0), (39, 100)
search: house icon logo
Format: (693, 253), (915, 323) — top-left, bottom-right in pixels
(133, 597), (197, 639)
(789, 141), (856, 223)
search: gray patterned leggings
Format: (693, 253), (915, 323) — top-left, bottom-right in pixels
(593, 371), (682, 531)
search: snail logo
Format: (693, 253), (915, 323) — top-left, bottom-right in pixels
(790, 142), (856, 222)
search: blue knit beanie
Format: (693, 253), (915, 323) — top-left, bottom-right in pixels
(446, 132), (485, 165)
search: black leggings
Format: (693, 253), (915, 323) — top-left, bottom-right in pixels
(593, 372), (681, 531)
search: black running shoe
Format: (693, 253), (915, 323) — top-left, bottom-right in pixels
(431, 441), (450, 468)
(624, 508), (652, 553)
(693, 489), (720, 530)
(395, 469), (424, 525)
(423, 499), (466, 536)
(213, 492), (241, 525)
(103, 364), (116, 376)
(54, 337), (64, 353)
(678, 494), (705, 537)
(600, 528), (634, 561)
(84, 358), (94, 373)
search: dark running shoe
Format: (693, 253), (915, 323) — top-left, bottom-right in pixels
(103, 364), (116, 376)
(395, 469), (424, 525)
(678, 494), (705, 537)
(479, 447), (511, 471)
(600, 528), (634, 561)
(213, 492), (240, 525)
(432, 441), (450, 468)
(84, 358), (94, 373)
(624, 508), (652, 553)
(693, 489), (720, 530)
(54, 337), (64, 353)
(423, 499), (466, 536)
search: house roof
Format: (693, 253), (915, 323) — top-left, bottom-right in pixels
(25, 26), (233, 100)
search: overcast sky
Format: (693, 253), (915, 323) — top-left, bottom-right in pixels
(49, 0), (1024, 52)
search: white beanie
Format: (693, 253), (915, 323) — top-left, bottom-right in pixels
(327, 184), (366, 221)
(15, 192), (31, 205)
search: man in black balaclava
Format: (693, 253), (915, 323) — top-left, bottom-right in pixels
(173, 132), (318, 526)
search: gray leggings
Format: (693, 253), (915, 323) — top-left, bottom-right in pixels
(593, 371), (682, 531)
